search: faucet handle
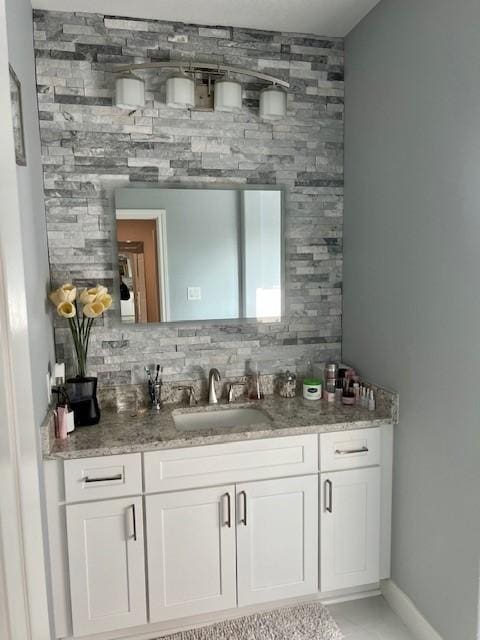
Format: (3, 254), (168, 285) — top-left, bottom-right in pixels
(227, 382), (245, 403)
(187, 386), (197, 406)
(177, 385), (197, 407)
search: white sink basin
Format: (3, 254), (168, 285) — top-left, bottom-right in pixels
(173, 407), (272, 432)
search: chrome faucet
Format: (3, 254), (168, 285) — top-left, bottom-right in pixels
(208, 368), (221, 404)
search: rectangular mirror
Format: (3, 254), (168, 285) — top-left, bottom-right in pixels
(115, 186), (283, 324)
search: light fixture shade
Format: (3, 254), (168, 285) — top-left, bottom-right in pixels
(166, 75), (195, 109)
(259, 86), (287, 120)
(214, 80), (242, 112)
(115, 74), (145, 110)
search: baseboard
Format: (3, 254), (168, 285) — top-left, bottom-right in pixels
(381, 579), (443, 640)
(320, 583), (381, 605)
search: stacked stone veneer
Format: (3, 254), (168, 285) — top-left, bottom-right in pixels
(34, 10), (344, 387)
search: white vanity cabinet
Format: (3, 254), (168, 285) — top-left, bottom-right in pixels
(236, 475), (318, 606)
(66, 496), (147, 636)
(146, 475), (318, 621)
(45, 427), (393, 640)
(319, 427), (387, 593)
(320, 467), (381, 591)
(145, 436), (319, 620)
(146, 485), (237, 622)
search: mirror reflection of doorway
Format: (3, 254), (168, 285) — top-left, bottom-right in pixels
(117, 219), (160, 323)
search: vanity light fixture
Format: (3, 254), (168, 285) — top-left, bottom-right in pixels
(166, 73), (195, 109)
(114, 73), (145, 110)
(214, 79), (243, 113)
(259, 85), (287, 120)
(113, 61), (289, 119)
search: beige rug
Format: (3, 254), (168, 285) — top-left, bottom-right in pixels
(160, 602), (344, 639)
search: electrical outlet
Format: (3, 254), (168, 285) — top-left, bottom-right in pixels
(187, 286), (201, 301)
(46, 371), (52, 404)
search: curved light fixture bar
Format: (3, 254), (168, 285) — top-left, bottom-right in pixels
(114, 61), (290, 89)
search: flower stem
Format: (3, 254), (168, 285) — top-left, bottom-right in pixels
(68, 315), (87, 378)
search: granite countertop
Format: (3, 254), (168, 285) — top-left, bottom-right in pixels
(44, 386), (398, 460)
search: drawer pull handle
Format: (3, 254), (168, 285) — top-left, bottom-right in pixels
(239, 491), (247, 526)
(84, 473), (123, 483)
(335, 446), (369, 455)
(325, 479), (333, 513)
(223, 493), (232, 528)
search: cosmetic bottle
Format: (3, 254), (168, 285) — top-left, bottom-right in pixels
(353, 381), (360, 403)
(360, 386), (366, 407)
(335, 379), (343, 401)
(66, 409), (75, 433)
(303, 360), (322, 400)
(52, 382), (74, 436)
(324, 362), (338, 390)
(368, 389), (376, 411)
(55, 405), (68, 440)
(323, 383), (335, 402)
(342, 391), (355, 406)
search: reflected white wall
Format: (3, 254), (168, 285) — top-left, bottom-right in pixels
(242, 191), (282, 318)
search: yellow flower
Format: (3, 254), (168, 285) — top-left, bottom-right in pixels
(79, 288), (96, 305)
(97, 293), (112, 311)
(49, 283), (77, 305)
(86, 285), (108, 299)
(56, 301), (76, 318)
(83, 301), (105, 318)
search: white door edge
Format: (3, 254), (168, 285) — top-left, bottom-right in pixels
(0, 251), (33, 639)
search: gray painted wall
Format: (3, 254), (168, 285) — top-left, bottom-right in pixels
(34, 11), (344, 385)
(344, 1), (480, 638)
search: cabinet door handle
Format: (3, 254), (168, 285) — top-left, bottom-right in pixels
(325, 479), (333, 513)
(239, 491), (247, 526)
(130, 503), (137, 541)
(334, 446), (368, 455)
(223, 492), (232, 528)
(84, 473), (123, 483)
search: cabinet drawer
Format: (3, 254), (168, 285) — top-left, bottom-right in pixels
(144, 435), (318, 492)
(64, 454), (142, 503)
(320, 428), (380, 472)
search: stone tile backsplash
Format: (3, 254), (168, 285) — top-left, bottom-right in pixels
(34, 11), (344, 387)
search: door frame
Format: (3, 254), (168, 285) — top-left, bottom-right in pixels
(116, 209), (170, 322)
(0, 3), (54, 635)
(0, 251), (39, 640)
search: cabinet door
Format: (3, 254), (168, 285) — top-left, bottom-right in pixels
(236, 475), (318, 606)
(320, 467), (381, 592)
(147, 485), (237, 622)
(66, 497), (146, 637)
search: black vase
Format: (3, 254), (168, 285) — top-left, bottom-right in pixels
(67, 376), (101, 427)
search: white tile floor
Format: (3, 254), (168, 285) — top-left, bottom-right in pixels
(329, 596), (416, 640)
